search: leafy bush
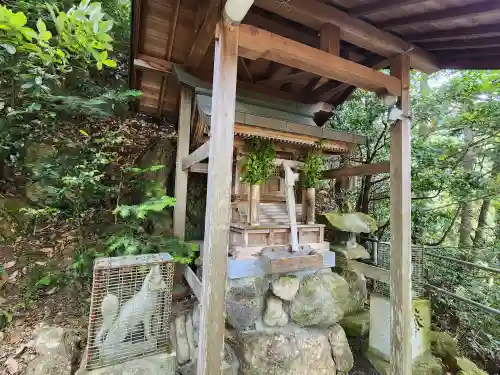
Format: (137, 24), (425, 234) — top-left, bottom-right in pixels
(302, 150), (325, 188)
(240, 138), (276, 185)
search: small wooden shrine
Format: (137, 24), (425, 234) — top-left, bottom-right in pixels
(174, 68), (365, 276)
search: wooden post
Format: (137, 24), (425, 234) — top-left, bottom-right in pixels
(305, 187), (315, 224)
(389, 54), (412, 375)
(249, 184), (260, 226)
(284, 165), (299, 252)
(197, 19), (239, 375)
(173, 86), (192, 241)
(301, 188), (307, 223)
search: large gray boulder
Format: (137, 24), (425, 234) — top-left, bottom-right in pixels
(26, 357), (72, 375)
(290, 270), (349, 327)
(237, 328), (336, 375)
(342, 270), (367, 315)
(27, 325), (83, 375)
(328, 325), (353, 374)
(225, 276), (268, 330)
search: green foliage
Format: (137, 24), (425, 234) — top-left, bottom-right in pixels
(241, 138), (276, 185)
(331, 70), (500, 371)
(301, 150), (325, 188)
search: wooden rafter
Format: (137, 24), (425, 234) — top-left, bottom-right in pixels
(407, 24), (500, 42)
(435, 47), (500, 59)
(379, 1), (500, 29)
(130, 0), (143, 89)
(253, 0), (438, 73)
(238, 57), (254, 83)
(184, 0), (220, 70)
(258, 71), (312, 86)
(134, 54), (173, 74)
(423, 36), (500, 51)
(238, 25), (402, 96)
(313, 24), (340, 92)
(316, 58), (389, 102)
(348, 0), (428, 17)
(245, 9), (319, 48)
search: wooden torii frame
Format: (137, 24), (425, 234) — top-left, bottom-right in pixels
(173, 16), (412, 375)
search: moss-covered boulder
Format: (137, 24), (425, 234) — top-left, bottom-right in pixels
(225, 276), (268, 330)
(413, 353), (444, 375)
(365, 350), (444, 375)
(238, 328), (336, 375)
(331, 243), (371, 260)
(456, 357), (489, 375)
(319, 212), (377, 233)
(328, 324), (353, 374)
(339, 310), (370, 338)
(341, 270), (367, 315)
(290, 269), (349, 327)
(430, 331), (458, 359)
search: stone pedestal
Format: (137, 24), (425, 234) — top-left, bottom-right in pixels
(368, 295), (431, 362)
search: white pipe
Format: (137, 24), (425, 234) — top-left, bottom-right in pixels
(223, 0), (254, 24)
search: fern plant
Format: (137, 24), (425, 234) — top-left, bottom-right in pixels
(241, 138), (276, 185)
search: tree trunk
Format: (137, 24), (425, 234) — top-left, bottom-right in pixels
(473, 199), (491, 247)
(458, 128), (475, 256)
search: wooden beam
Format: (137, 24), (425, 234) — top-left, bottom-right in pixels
(238, 25), (402, 96)
(317, 58), (390, 102)
(258, 71), (312, 86)
(134, 54), (173, 74)
(185, 0), (220, 70)
(406, 24), (500, 43)
(182, 141), (210, 171)
(197, 19), (239, 375)
(438, 57), (500, 70)
(253, 0), (439, 73)
(379, 1), (500, 29)
(390, 54), (412, 375)
(189, 163), (209, 173)
(423, 36), (500, 51)
(234, 123), (351, 152)
(349, 0), (428, 17)
(245, 10), (319, 48)
(238, 57), (254, 83)
(336, 258), (390, 284)
(166, 0), (181, 60)
(435, 47), (500, 59)
(314, 24), (340, 91)
(173, 87), (193, 241)
(321, 162), (389, 179)
(130, 0), (142, 88)
(183, 265), (202, 300)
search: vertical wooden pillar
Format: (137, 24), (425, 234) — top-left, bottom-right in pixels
(389, 54), (412, 375)
(197, 19), (239, 375)
(173, 86), (193, 241)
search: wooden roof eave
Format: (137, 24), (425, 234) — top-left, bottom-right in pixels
(178, 74), (366, 151)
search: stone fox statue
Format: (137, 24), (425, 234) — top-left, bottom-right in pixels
(95, 264), (168, 353)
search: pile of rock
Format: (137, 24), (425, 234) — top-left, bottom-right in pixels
(222, 269), (355, 375)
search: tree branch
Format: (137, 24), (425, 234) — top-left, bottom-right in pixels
(423, 207), (460, 246)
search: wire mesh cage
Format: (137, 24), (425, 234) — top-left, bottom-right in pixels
(372, 242), (425, 298)
(86, 254), (176, 370)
